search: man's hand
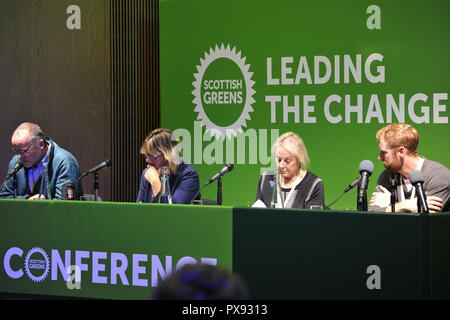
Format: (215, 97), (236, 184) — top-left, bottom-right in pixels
(28, 194), (45, 200)
(394, 196), (442, 213)
(144, 165), (161, 197)
(370, 185), (391, 209)
(426, 196), (443, 213)
(395, 198), (418, 213)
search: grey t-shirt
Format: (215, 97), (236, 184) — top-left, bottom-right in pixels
(369, 158), (450, 212)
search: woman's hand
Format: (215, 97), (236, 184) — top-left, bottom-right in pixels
(144, 165), (161, 197)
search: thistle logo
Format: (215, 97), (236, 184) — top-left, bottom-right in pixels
(192, 44), (256, 139)
(24, 247), (50, 282)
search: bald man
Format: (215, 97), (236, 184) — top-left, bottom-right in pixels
(0, 122), (82, 200)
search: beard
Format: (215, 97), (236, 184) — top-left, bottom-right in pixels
(384, 156), (402, 172)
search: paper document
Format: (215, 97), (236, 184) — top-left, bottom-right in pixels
(251, 199), (267, 208)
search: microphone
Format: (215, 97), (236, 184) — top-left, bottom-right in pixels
(160, 166), (169, 181)
(326, 175), (361, 209)
(409, 170), (428, 213)
(6, 160), (24, 179)
(389, 173), (400, 213)
(344, 177), (360, 193)
(271, 171), (279, 208)
(159, 166), (172, 204)
(81, 160), (112, 177)
(327, 161), (374, 210)
(0, 160), (24, 195)
(190, 164), (235, 204)
(62, 182), (76, 200)
(356, 160), (374, 211)
(203, 164), (234, 187)
(358, 160), (374, 200)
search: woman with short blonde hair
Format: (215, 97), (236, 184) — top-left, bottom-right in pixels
(254, 132), (325, 209)
(272, 132), (310, 170)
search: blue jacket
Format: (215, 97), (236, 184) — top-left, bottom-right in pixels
(0, 138), (82, 199)
(136, 162), (200, 204)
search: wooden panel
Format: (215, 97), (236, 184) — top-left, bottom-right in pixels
(111, 0), (160, 202)
(0, 0), (160, 202)
(0, 0), (111, 200)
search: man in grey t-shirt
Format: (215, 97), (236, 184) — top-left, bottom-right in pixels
(369, 123), (450, 213)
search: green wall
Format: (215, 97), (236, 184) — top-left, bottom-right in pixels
(160, 0), (449, 209)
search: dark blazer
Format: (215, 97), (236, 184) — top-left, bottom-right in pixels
(136, 162), (200, 204)
(256, 171), (325, 209)
(0, 138), (82, 199)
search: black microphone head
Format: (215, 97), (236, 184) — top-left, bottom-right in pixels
(409, 170), (424, 185)
(15, 160), (23, 169)
(226, 164), (234, 172)
(62, 182), (76, 200)
(105, 159), (112, 167)
(160, 166), (169, 176)
(10, 160), (24, 174)
(359, 160), (374, 176)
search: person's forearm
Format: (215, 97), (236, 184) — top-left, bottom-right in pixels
(394, 199), (418, 213)
(151, 181), (161, 197)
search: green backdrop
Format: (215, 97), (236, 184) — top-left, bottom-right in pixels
(159, 0), (449, 209)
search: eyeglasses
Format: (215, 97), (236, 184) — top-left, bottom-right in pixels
(145, 153), (162, 160)
(12, 140), (38, 156)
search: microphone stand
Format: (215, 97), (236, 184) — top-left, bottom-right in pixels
(270, 175), (278, 208)
(417, 198), (429, 213)
(0, 178), (7, 194)
(0, 171), (19, 198)
(13, 175), (17, 199)
(217, 177), (222, 206)
(357, 185), (368, 211)
(94, 172), (99, 202)
(416, 187), (429, 214)
(390, 176), (396, 213)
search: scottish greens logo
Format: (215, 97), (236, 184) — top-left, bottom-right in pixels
(192, 44), (256, 139)
(24, 247), (50, 282)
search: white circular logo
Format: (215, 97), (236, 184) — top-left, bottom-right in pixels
(24, 247), (50, 282)
(192, 44), (256, 139)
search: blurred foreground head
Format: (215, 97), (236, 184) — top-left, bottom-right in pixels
(153, 264), (250, 300)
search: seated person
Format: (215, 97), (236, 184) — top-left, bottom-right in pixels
(136, 128), (200, 204)
(369, 123), (450, 212)
(254, 132), (324, 209)
(0, 122), (82, 199)
(152, 263), (249, 300)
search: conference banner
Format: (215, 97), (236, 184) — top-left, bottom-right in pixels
(2, 200), (450, 299)
(0, 200), (233, 299)
(159, 0), (449, 209)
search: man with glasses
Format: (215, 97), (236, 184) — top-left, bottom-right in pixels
(0, 122), (82, 200)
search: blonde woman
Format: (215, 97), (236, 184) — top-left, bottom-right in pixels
(137, 128), (199, 204)
(255, 132), (324, 209)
